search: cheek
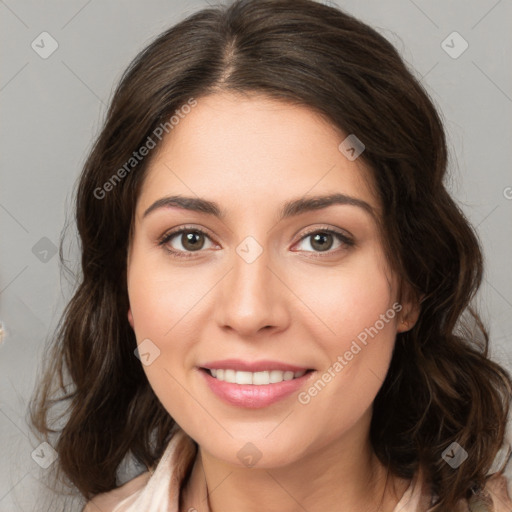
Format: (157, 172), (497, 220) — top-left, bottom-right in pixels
(127, 246), (208, 342)
(127, 255), (202, 423)
(293, 247), (398, 405)
(291, 246), (397, 346)
(126, 247), (192, 378)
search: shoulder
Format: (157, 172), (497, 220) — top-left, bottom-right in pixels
(82, 471), (151, 512)
(429, 472), (512, 512)
(475, 471), (512, 512)
(468, 442), (512, 512)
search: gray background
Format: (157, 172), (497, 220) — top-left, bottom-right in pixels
(1, 0), (511, 510)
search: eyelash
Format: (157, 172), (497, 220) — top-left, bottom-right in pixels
(158, 225), (355, 259)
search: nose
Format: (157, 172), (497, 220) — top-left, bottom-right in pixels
(215, 246), (290, 338)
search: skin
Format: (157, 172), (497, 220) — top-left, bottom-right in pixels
(126, 92), (421, 512)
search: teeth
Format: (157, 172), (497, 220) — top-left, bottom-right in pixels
(235, 371), (253, 385)
(208, 368), (307, 385)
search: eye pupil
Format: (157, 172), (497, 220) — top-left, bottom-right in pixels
(182, 231), (204, 251)
(311, 233), (333, 251)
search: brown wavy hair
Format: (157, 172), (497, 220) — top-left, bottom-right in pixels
(28, 0), (512, 510)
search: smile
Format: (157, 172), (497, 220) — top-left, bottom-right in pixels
(209, 369), (306, 386)
(207, 368), (307, 385)
(199, 362), (315, 408)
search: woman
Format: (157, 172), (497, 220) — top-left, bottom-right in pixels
(29, 0), (512, 511)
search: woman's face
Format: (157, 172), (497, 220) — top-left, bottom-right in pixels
(127, 92), (417, 468)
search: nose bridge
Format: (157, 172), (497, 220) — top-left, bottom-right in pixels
(217, 238), (285, 334)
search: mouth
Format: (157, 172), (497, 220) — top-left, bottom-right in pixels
(198, 361), (316, 408)
(202, 368), (312, 385)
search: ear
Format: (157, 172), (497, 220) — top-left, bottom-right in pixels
(128, 308), (134, 329)
(396, 287), (424, 334)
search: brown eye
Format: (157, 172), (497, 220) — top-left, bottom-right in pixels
(294, 228), (354, 256)
(179, 231), (206, 251)
(159, 227), (215, 258)
(309, 232), (334, 252)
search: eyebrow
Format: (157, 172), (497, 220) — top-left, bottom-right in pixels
(142, 193), (376, 222)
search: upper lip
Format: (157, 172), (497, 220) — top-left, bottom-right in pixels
(200, 359), (312, 372)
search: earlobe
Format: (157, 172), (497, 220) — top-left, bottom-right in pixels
(128, 309), (134, 329)
(397, 291), (423, 333)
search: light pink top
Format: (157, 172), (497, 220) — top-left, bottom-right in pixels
(88, 428), (512, 512)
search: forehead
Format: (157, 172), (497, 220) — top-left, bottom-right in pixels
(136, 92), (379, 219)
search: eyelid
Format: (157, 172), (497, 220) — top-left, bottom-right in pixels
(295, 224), (353, 243)
(158, 224), (212, 242)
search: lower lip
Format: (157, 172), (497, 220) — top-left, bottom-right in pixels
(200, 368), (314, 409)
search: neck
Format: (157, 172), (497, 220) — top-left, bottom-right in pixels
(180, 416), (410, 512)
